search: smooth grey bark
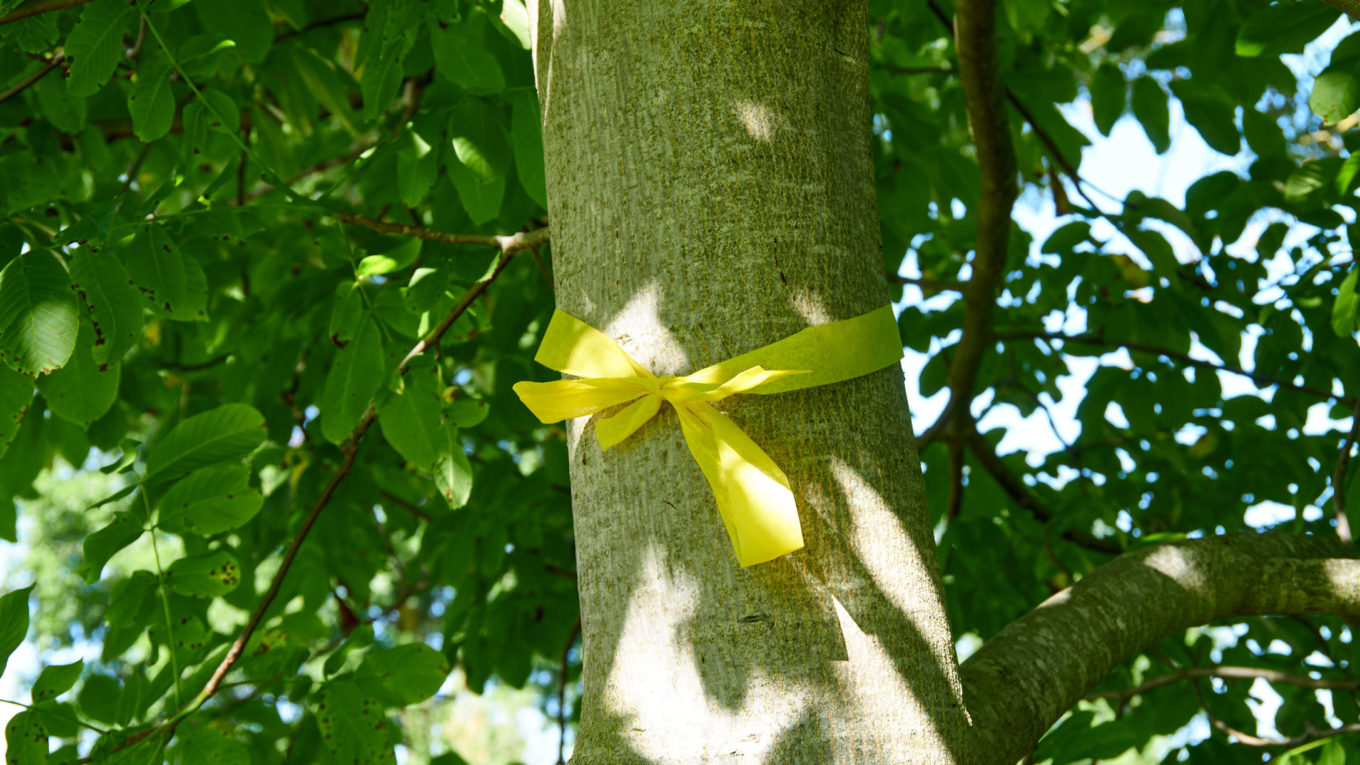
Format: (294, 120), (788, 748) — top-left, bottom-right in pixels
(522, 2), (1360, 763)
(960, 534), (1360, 765)
(526, 1), (970, 762)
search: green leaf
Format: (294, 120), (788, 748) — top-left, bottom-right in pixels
(157, 464), (264, 536)
(1310, 67), (1360, 124)
(0, 364), (33, 460)
(1333, 264), (1359, 337)
(31, 660), (83, 702)
(447, 161), (506, 225)
(0, 250), (79, 377)
(434, 424), (472, 509)
(128, 58), (176, 143)
(357, 644), (450, 706)
(33, 74), (86, 134)
(1170, 81), (1240, 156)
(329, 283), (365, 345)
(0, 585), (33, 676)
(431, 23), (506, 92)
(36, 322), (120, 427)
(397, 128), (441, 208)
(77, 511), (144, 584)
(1236, 0), (1340, 57)
(499, 0), (530, 48)
(320, 318), (384, 444)
(194, 0), (272, 63)
(446, 396), (489, 428)
(76, 675), (120, 725)
(70, 247), (144, 366)
(283, 48), (358, 133)
(448, 99), (511, 184)
(4, 710), (46, 764)
(315, 680), (396, 764)
(176, 725), (249, 765)
(143, 403), (267, 484)
(124, 224), (209, 322)
(1131, 77), (1170, 154)
(165, 550), (241, 598)
(378, 372), (443, 469)
(356, 256), (400, 278)
(1089, 63), (1125, 137)
(511, 91), (548, 207)
(64, 0), (134, 97)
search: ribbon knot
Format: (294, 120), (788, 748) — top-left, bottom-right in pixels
(513, 305), (903, 567)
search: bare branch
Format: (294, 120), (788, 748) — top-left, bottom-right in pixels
(960, 533), (1360, 764)
(0, 53), (63, 105)
(337, 211), (551, 253)
(963, 429), (1122, 555)
(919, 0), (1018, 443)
(1087, 663), (1360, 703)
(0, 0), (93, 25)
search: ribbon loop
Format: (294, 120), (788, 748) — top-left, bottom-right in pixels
(512, 305), (903, 566)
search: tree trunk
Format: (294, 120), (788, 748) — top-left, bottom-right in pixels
(527, 2), (970, 761)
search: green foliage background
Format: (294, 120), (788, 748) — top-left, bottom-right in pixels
(0, 0), (1356, 762)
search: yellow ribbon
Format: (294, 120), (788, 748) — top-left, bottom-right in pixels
(512, 305), (903, 567)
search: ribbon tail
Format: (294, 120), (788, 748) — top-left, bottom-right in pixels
(596, 394), (662, 450)
(673, 402), (804, 566)
(512, 379), (647, 423)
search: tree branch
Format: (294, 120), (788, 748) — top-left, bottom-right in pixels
(1319, 0), (1360, 21)
(336, 211), (552, 251)
(1087, 663), (1360, 704)
(102, 223), (547, 756)
(963, 429), (1122, 554)
(0, 53), (63, 105)
(959, 533), (1360, 764)
(918, 0), (1017, 446)
(0, 0), (91, 25)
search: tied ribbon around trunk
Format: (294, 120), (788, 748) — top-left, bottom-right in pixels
(512, 305), (903, 567)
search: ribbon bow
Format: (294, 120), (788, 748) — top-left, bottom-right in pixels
(512, 305), (903, 566)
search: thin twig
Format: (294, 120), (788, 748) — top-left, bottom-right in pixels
(1334, 397), (1360, 544)
(890, 274), (965, 292)
(0, 53), (63, 105)
(1191, 678), (1360, 747)
(96, 224), (548, 757)
(1089, 664), (1360, 703)
(964, 429), (1122, 554)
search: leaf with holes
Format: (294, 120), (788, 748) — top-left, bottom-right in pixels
(157, 464), (263, 536)
(70, 247), (143, 366)
(37, 321), (120, 427)
(357, 643), (450, 707)
(64, 0), (134, 97)
(31, 660), (83, 703)
(143, 403), (267, 485)
(165, 550), (241, 598)
(124, 224), (209, 323)
(320, 317), (384, 444)
(0, 250), (78, 377)
(0, 363), (33, 460)
(128, 56), (176, 143)
(316, 679), (396, 764)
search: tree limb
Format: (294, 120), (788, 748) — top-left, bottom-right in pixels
(1319, 0), (1360, 21)
(1087, 663), (1360, 704)
(0, 0), (92, 25)
(918, 0), (1017, 447)
(959, 533), (1360, 764)
(963, 428), (1122, 554)
(0, 53), (62, 105)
